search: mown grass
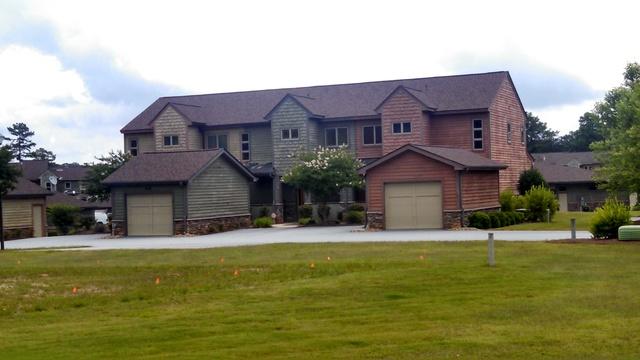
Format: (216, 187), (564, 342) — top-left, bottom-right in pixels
(500, 211), (640, 231)
(1, 241), (640, 359)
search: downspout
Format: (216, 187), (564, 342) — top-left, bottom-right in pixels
(456, 170), (464, 227)
(182, 181), (188, 234)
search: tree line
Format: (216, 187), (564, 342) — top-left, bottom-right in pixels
(2, 122), (56, 162)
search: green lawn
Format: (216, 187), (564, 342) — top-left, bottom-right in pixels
(1, 242), (640, 359)
(500, 211), (640, 231)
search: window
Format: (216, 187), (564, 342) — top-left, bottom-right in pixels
(392, 121), (411, 134)
(281, 128), (299, 140)
(241, 133), (250, 161)
(507, 122), (512, 144)
(207, 134), (228, 149)
(521, 127), (525, 145)
(46, 182), (51, 191)
(472, 119), (483, 150)
(363, 125), (382, 145)
(65, 182), (71, 189)
(163, 135), (179, 146)
(79, 182), (87, 193)
(129, 139), (138, 156)
(325, 127), (348, 147)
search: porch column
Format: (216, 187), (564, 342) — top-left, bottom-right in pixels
(272, 175), (284, 223)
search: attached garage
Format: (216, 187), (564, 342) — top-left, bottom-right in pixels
(360, 144), (506, 230)
(1, 177), (51, 240)
(104, 149), (256, 236)
(127, 194), (173, 236)
(385, 182), (442, 229)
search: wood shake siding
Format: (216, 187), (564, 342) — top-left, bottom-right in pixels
(270, 98), (311, 173)
(380, 90), (427, 155)
(489, 79), (532, 191)
(430, 113), (490, 158)
(205, 128), (243, 159)
(153, 107), (189, 151)
(366, 151), (458, 213)
(187, 157), (250, 219)
(124, 133), (155, 155)
(248, 125), (273, 164)
(461, 171), (500, 209)
(111, 186), (185, 222)
(2, 198), (45, 229)
(355, 119), (383, 159)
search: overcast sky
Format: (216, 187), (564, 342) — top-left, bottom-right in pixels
(0, 0), (638, 163)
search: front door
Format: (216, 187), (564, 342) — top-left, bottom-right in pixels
(32, 205), (43, 238)
(282, 184), (299, 223)
(558, 192), (568, 212)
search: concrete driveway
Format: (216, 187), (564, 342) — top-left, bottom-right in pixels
(4, 226), (591, 250)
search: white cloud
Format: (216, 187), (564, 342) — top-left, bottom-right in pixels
(0, 45), (130, 162)
(530, 99), (598, 135)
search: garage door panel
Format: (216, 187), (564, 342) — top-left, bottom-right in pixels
(385, 182), (442, 230)
(127, 194), (173, 236)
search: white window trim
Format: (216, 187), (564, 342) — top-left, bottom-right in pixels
(281, 128), (299, 140)
(163, 135), (179, 146)
(520, 126), (525, 145)
(325, 127), (348, 147)
(241, 133), (250, 161)
(472, 119), (483, 150)
(392, 121), (412, 134)
(65, 182), (71, 189)
(507, 122), (512, 144)
(362, 125), (382, 146)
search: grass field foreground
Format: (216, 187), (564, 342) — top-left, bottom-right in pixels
(1, 241), (640, 358)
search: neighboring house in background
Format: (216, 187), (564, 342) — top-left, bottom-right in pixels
(20, 160), (90, 194)
(533, 152), (632, 211)
(103, 149), (255, 236)
(118, 71), (531, 231)
(1, 177), (51, 239)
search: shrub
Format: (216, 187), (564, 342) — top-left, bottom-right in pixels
(298, 217), (313, 226)
(488, 212), (502, 228)
(47, 205), (80, 235)
(497, 211), (511, 226)
(499, 191), (517, 212)
(94, 223), (106, 233)
(79, 216), (94, 231)
(514, 212), (525, 223)
(258, 206), (271, 218)
(298, 204), (313, 219)
(317, 204), (331, 224)
(514, 195), (528, 210)
(253, 217), (273, 228)
(633, 203), (640, 211)
(518, 168), (548, 194)
(347, 204), (365, 212)
(525, 185), (558, 222)
(345, 210), (364, 224)
(590, 198), (630, 239)
(468, 212), (491, 229)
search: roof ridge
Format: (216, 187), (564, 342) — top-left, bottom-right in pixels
(157, 71), (509, 100)
(143, 149), (220, 155)
(168, 102), (202, 108)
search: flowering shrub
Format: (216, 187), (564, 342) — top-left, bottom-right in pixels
(282, 146), (364, 204)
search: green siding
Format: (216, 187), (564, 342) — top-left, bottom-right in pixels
(249, 125), (273, 164)
(187, 157), (251, 219)
(111, 185), (185, 222)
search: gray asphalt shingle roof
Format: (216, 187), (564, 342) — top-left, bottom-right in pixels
(122, 71), (509, 132)
(532, 152), (598, 184)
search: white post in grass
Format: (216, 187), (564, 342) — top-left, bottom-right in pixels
(571, 218), (576, 240)
(488, 232), (495, 267)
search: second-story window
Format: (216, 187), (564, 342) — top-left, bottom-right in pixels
(507, 122), (512, 144)
(521, 127), (525, 145)
(65, 182), (71, 189)
(472, 119), (483, 150)
(325, 127), (348, 147)
(241, 133), (250, 161)
(207, 134), (228, 149)
(164, 135), (179, 146)
(363, 125), (382, 145)
(392, 121), (411, 134)
(281, 128), (299, 140)
(129, 139), (138, 156)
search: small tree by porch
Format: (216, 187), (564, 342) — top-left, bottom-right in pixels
(282, 146), (364, 223)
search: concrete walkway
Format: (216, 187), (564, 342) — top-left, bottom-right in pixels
(4, 226), (591, 250)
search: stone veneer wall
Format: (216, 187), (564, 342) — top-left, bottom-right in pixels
(366, 207), (500, 230)
(111, 215), (251, 236)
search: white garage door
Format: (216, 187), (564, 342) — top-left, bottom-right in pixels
(127, 194), (173, 236)
(385, 182), (443, 230)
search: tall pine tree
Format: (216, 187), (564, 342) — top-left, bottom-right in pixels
(7, 123), (35, 161)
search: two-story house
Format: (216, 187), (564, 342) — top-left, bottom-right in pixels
(116, 71), (531, 232)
